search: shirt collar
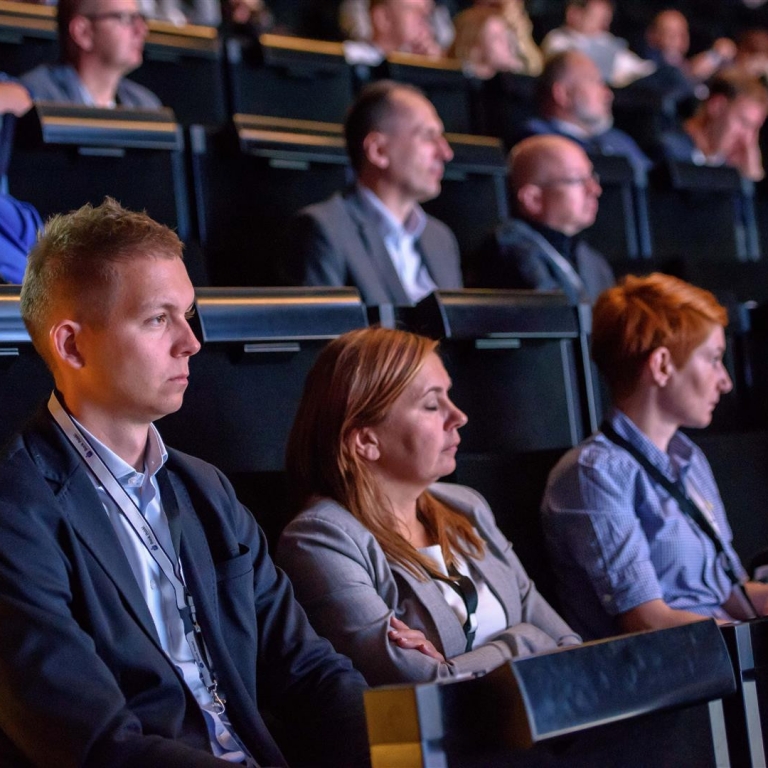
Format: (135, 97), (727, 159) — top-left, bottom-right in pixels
(71, 418), (168, 486)
(73, 71), (117, 109)
(549, 118), (591, 141)
(357, 184), (427, 240)
(608, 408), (695, 479)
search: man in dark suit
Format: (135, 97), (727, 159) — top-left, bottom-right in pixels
(0, 198), (368, 767)
(282, 80), (463, 306)
(478, 134), (614, 302)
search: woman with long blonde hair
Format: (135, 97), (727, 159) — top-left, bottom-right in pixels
(276, 326), (579, 685)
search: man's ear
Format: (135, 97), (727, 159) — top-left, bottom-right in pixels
(350, 427), (381, 462)
(647, 346), (673, 387)
(363, 131), (390, 170)
(370, 4), (391, 36)
(69, 15), (95, 53)
(51, 319), (85, 371)
(517, 183), (543, 217)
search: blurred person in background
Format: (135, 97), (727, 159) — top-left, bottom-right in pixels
(448, 6), (523, 78)
(543, 0), (656, 87)
(21, 0), (160, 108)
(342, 0), (446, 64)
(656, 68), (768, 180)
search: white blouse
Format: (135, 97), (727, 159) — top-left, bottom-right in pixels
(420, 544), (508, 648)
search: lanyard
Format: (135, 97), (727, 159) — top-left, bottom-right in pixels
(600, 420), (758, 619)
(436, 564), (479, 652)
(48, 392), (227, 713)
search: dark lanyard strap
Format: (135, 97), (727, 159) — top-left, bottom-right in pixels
(442, 564), (479, 652)
(600, 421), (758, 619)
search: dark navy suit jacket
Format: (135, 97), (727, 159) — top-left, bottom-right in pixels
(478, 217), (615, 303)
(0, 409), (368, 767)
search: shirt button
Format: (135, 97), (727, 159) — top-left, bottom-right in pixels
(150, 580), (157, 590)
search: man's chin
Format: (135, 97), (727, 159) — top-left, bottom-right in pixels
(585, 115), (614, 136)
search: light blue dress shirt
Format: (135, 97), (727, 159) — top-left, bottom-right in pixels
(358, 185), (438, 303)
(74, 419), (254, 764)
(541, 409), (745, 639)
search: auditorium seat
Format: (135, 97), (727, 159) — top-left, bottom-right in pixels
(380, 289), (598, 605)
(0, 286), (52, 448)
(159, 286), (368, 543)
(365, 622), (734, 767)
(189, 114), (350, 286)
(611, 85), (685, 153)
(648, 160), (761, 263)
(225, 33), (354, 123)
(585, 153), (652, 261)
(470, 72), (538, 145)
(132, 20), (227, 127)
(421, 133), (508, 278)
(9, 102), (205, 283)
(380, 52), (472, 134)
(0, 1), (56, 77)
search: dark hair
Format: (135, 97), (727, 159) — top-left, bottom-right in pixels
(343, 80), (425, 173)
(57, 0), (85, 63)
(566, 0), (614, 9)
(21, 197), (183, 370)
(535, 51), (575, 110)
(707, 68), (768, 107)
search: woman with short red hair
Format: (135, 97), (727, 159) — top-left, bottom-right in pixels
(542, 272), (768, 640)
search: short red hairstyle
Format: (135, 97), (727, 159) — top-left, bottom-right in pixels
(591, 273), (728, 400)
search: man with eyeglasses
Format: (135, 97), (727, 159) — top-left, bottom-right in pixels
(21, 0), (160, 108)
(476, 134), (614, 302)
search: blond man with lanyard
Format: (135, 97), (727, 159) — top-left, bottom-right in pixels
(0, 198), (368, 767)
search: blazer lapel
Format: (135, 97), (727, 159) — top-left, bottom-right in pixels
(417, 223), (450, 288)
(30, 420), (163, 645)
(57, 65), (87, 103)
(390, 562), (469, 657)
(429, 486), (518, 628)
(345, 190), (411, 305)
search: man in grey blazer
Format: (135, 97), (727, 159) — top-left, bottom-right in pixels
(282, 80), (463, 306)
(21, 0), (160, 108)
(478, 134), (614, 303)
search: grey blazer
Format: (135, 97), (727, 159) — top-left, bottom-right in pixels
(276, 483), (580, 686)
(281, 188), (463, 306)
(21, 63), (162, 109)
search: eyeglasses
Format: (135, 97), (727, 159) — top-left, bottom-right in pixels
(538, 171), (601, 188)
(84, 10), (147, 26)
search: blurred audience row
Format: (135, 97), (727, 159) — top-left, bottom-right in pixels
(8, 0), (768, 83)
(2, 0), (768, 298)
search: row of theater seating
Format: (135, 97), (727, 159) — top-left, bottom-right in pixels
(3, 284), (768, 598)
(9, 102), (768, 300)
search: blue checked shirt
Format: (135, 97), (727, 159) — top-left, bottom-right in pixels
(541, 409), (746, 640)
